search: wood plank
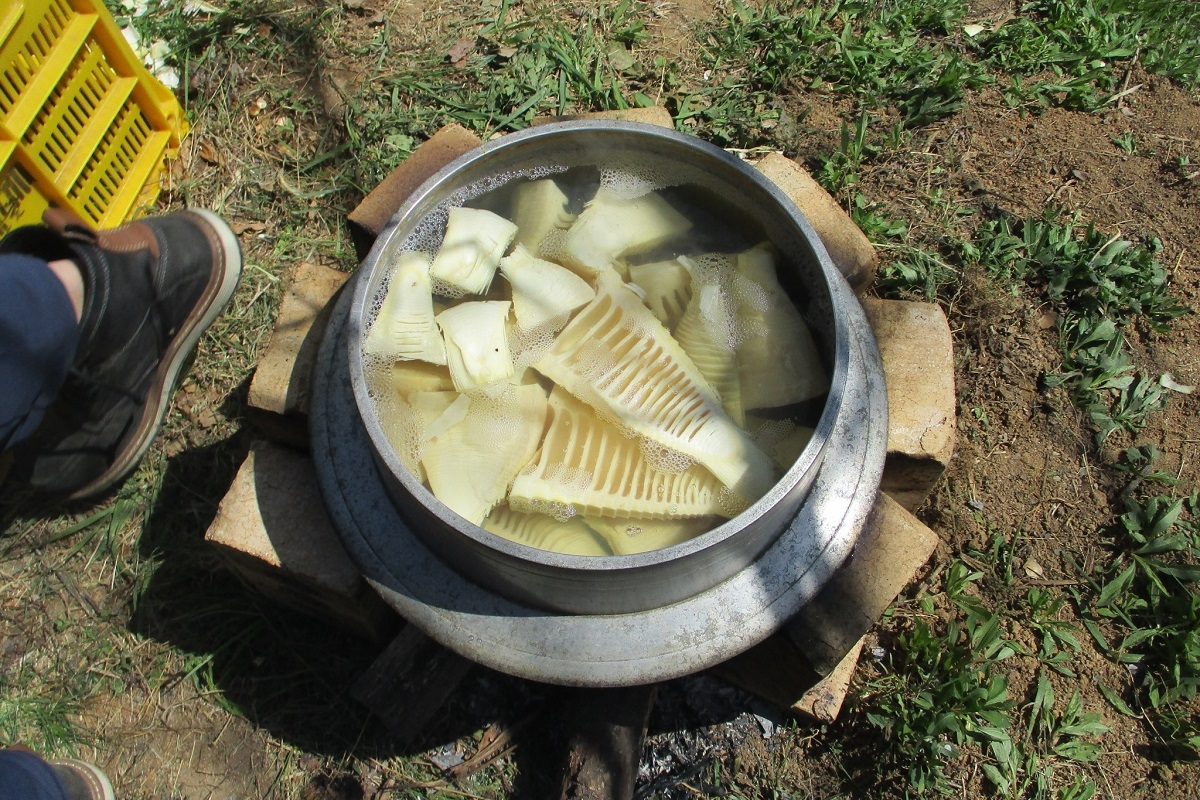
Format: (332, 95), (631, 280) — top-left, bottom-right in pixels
(351, 625), (473, 745)
(204, 441), (398, 642)
(557, 685), (657, 800)
(786, 492), (939, 676)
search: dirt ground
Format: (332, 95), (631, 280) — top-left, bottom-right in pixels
(3, 0), (1199, 798)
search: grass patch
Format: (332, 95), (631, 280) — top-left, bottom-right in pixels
(863, 559), (1109, 797)
(693, 0), (988, 144)
(344, 0), (658, 189)
(979, 0), (1200, 110)
(972, 211), (1187, 444)
(1074, 481), (1200, 753)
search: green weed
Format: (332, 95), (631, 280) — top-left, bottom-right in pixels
(863, 561), (1018, 795)
(1026, 588), (1085, 678)
(0, 667), (91, 756)
(1076, 490), (1200, 752)
(875, 243), (962, 301)
(973, 211), (1186, 443)
(978, 0), (1200, 110)
(813, 113), (878, 196)
(1112, 131), (1138, 154)
(340, 0), (655, 189)
(696, 0), (988, 143)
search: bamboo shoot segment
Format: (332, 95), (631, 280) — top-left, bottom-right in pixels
(559, 189), (692, 278)
(510, 388), (733, 520)
(584, 516), (718, 555)
(436, 301), (515, 392)
(376, 390), (467, 484)
(749, 415), (816, 470)
(499, 244), (596, 332)
(429, 207), (519, 296)
(377, 361), (455, 401)
(364, 252), (447, 365)
(484, 505), (612, 556)
(772, 424), (814, 469)
(735, 244), (829, 410)
(533, 273), (778, 502)
(510, 179), (576, 255)
(672, 256), (744, 426)
(628, 258), (692, 330)
(420, 392), (472, 443)
(420, 385), (549, 525)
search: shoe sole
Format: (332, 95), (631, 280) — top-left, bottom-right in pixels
(52, 758), (117, 800)
(69, 209), (244, 499)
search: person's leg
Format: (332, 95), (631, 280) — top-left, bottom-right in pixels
(0, 749), (116, 800)
(0, 208), (243, 499)
(0, 254), (82, 451)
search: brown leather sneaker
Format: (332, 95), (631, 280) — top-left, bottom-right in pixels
(0, 208), (242, 499)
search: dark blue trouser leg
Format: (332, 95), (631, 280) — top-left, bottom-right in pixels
(0, 750), (70, 800)
(0, 253), (79, 452)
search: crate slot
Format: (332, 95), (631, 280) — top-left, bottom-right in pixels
(1, 0), (186, 233)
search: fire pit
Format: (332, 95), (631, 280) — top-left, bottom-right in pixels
(310, 122), (887, 687)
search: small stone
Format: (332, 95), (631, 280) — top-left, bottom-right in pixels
(1036, 311), (1058, 329)
(428, 744), (465, 771)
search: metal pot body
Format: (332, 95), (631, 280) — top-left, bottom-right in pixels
(347, 121), (850, 615)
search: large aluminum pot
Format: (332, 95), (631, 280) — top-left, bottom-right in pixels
(346, 121), (850, 615)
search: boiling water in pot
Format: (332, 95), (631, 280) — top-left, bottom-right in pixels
(359, 160), (830, 557)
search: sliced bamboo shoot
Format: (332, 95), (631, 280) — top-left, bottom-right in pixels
(510, 179), (576, 255)
(559, 189), (692, 278)
(436, 300), (515, 392)
(772, 423), (814, 469)
(364, 251), (447, 365)
(735, 244), (829, 410)
(533, 273), (778, 502)
(583, 516), (718, 555)
(378, 361), (454, 400)
(672, 256), (743, 425)
(628, 258), (692, 330)
(510, 388), (733, 520)
(499, 244), (595, 332)
(747, 415), (815, 470)
(484, 505), (612, 556)
(429, 207), (519, 296)
(420, 385), (549, 525)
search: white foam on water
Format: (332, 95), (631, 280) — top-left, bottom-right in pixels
(639, 437), (694, 474)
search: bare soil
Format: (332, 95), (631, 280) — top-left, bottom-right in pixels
(2, 2), (1198, 798)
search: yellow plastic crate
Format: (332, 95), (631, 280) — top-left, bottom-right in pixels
(0, 0), (187, 237)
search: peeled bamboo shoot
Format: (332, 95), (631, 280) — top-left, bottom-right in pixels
(363, 251), (447, 365)
(510, 388), (734, 520)
(429, 207), (519, 296)
(533, 273), (778, 501)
